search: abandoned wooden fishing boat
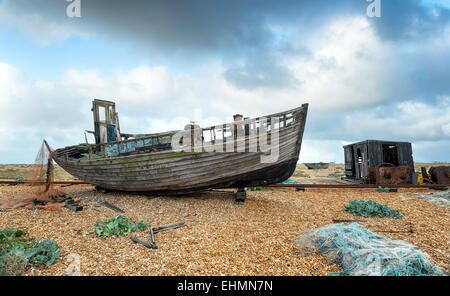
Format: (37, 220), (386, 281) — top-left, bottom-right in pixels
(53, 100), (308, 195)
(304, 162), (329, 170)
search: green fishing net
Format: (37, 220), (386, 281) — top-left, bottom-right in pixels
(345, 200), (403, 219)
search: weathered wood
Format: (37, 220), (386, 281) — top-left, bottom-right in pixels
(65, 203), (83, 211)
(343, 140), (414, 182)
(149, 227), (156, 244)
(152, 222), (186, 233)
(56, 137), (297, 187)
(130, 235), (158, 249)
(52, 104), (308, 192)
(43, 139), (53, 152)
(235, 187), (246, 204)
(56, 124), (298, 170)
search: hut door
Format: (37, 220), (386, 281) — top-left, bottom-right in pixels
(92, 100), (120, 144)
(344, 146), (355, 177)
(382, 144), (399, 166)
(354, 144), (369, 181)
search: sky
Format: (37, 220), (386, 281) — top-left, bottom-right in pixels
(0, 0), (449, 164)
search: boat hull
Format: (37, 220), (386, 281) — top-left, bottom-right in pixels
(304, 163), (329, 170)
(53, 104), (308, 192)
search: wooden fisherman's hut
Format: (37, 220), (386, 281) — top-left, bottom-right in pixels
(343, 140), (414, 182)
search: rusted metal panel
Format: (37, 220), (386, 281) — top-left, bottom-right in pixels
(375, 165), (413, 185)
(429, 166), (450, 185)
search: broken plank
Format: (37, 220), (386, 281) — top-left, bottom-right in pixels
(152, 222), (186, 233)
(130, 235), (158, 249)
(150, 227), (156, 244)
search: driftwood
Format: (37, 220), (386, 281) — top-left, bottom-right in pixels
(374, 223), (415, 234)
(152, 222), (186, 233)
(130, 235), (158, 249)
(98, 201), (124, 213)
(150, 227), (156, 244)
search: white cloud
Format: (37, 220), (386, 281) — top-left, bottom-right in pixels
(338, 99), (450, 141)
(299, 139), (348, 163)
(0, 62), (31, 106)
(442, 123), (450, 136)
(2, 60), (450, 163)
(285, 17), (404, 110)
(0, 2), (90, 46)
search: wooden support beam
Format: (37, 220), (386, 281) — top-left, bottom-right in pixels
(151, 222), (186, 233)
(130, 236), (158, 249)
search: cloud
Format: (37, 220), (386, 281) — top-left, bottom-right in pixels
(2, 1), (449, 49)
(1, 1), (450, 163)
(223, 51), (300, 90)
(61, 66), (171, 104)
(1, 0), (450, 96)
(342, 99), (450, 141)
(304, 96), (450, 140)
(299, 139), (348, 163)
(1, 61), (449, 163)
(284, 17), (405, 110)
(370, 0), (450, 41)
(0, 1), (89, 45)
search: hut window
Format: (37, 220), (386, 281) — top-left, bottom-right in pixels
(203, 129), (212, 143)
(215, 128), (223, 142)
(98, 106), (106, 122)
(224, 127), (232, 139)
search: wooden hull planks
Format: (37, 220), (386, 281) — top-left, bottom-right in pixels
(53, 104), (308, 192)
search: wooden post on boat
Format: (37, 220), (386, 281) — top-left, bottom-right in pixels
(43, 140), (53, 192)
(233, 114), (243, 152)
(190, 121), (195, 152)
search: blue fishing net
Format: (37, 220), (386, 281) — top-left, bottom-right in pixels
(281, 179), (301, 184)
(296, 223), (445, 276)
(281, 179), (313, 184)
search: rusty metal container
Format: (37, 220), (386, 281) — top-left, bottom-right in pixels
(429, 166), (450, 185)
